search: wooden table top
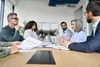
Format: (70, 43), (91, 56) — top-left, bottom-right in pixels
(0, 48), (100, 67)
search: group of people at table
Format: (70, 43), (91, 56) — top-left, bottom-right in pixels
(0, 1), (100, 58)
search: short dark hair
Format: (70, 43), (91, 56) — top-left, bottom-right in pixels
(86, 1), (100, 16)
(60, 21), (67, 25)
(7, 13), (17, 19)
(24, 20), (38, 31)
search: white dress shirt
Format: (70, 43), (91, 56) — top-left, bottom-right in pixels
(24, 29), (38, 39)
(92, 19), (100, 36)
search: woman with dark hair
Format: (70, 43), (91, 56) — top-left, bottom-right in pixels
(24, 20), (38, 39)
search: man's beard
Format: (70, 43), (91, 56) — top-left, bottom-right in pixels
(62, 28), (67, 31)
(87, 18), (92, 23)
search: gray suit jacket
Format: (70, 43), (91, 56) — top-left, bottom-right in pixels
(0, 42), (11, 58)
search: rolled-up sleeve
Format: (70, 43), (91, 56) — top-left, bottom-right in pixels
(0, 41), (11, 47)
(0, 47), (9, 58)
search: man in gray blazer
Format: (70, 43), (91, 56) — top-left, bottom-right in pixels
(62, 1), (100, 53)
(0, 41), (21, 58)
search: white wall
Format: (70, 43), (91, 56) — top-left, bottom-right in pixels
(14, 0), (74, 33)
(74, 7), (83, 20)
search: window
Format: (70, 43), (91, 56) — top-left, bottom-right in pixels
(3, 4), (12, 26)
(0, 0), (4, 30)
(37, 22), (59, 36)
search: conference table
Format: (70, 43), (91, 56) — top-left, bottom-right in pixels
(0, 48), (100, 67)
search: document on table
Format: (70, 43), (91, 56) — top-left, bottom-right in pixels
(17, 37), (43, 50)
(40, 41), (56, 47)
(19, 50), (34, 52)
(53, 45), (69, 50)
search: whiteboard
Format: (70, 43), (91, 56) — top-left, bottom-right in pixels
(51, 23), (58, 30)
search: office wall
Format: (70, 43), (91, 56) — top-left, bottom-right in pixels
(14, 0), (74, 34)
(74, 7), (83, 31)
(74, 7), (83, 20)
(74, 0), (89, 35)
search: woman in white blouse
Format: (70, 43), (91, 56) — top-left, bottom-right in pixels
(24, 20), (38, 39)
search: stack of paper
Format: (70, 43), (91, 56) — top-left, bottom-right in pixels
(17, 37), (43, 50)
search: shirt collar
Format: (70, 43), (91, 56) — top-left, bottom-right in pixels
(63, 28), (68, 33)
(92, 19), (100, 29)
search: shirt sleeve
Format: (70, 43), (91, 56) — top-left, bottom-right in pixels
(0, 42), (11, 47)
(66, 43), (71, 49)
(0, 47), (9, 58)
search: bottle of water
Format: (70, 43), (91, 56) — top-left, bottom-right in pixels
(38, 34), (42, 39)
(45, 34), (51, 42)
(56, 35), (61, 46)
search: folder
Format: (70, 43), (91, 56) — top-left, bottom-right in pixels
(27, 50), (56, 64)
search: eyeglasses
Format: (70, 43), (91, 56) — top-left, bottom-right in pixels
(83, 12), (87, 16)
(10, 18), (19, 20)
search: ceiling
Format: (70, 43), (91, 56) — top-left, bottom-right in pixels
(49, 0), (80, 7)
(16, 0), (80, 7)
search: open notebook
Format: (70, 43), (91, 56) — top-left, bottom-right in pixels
(17, 37), (43, 50)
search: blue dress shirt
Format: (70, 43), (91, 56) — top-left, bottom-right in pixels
(71, 31), (87, 43)
(62, 29), (73, 39)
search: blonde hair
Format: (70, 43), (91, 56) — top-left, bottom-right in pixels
(71, 19), (83, 32)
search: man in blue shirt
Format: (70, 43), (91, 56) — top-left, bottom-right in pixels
(0, 13), (24, 42)
(54, 21), (73, 43)
(60, 21), (73, 39)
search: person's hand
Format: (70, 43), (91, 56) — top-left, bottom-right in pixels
(9, 46), (19, 54)
(59, 37), (64, 43)
(54, 31), (58, 36)
(39, 37), (44, 41)
(15, 25), (21, 30)
(67, 37), (71, 41)
(62, 39), (72, 47)
(11, 41), (21, 46)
